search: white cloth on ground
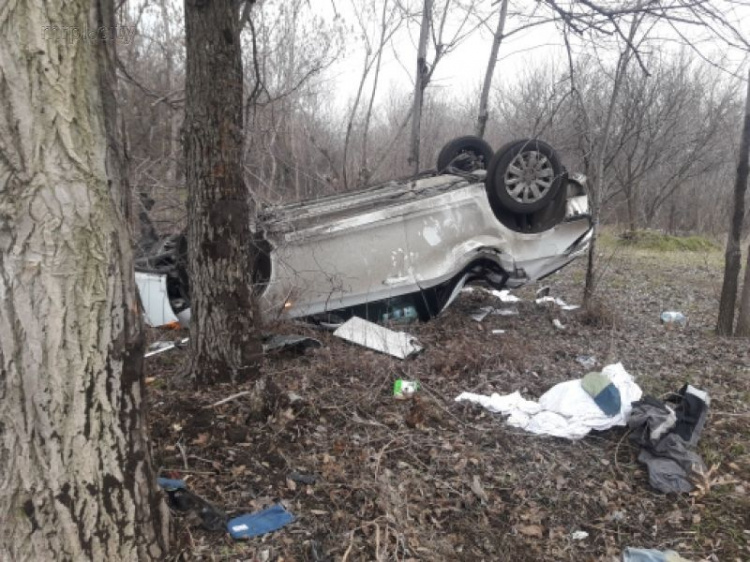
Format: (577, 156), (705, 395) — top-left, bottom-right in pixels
(455, 363), (642, 440)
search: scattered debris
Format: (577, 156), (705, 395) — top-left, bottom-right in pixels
(227, 504), (295, 540)
(147, 334), (321, 360)
(470, 303), (519, 321)
(145, 338), (189, 358)
(461, 286), (520, 303)
(333, 316), (422, 359)
(536, 286), (551, 298)
(455, 363), (642, 440)
(158, 480), (227, 531)
(381, 303), (419, 324)
(288, 472), (317, 485)
(490, 289), (520, 303)
(262, 334), (322, 354)
(622, 547), (692, 561)
(393, 379), (420, 400)
(552, 318), (565, 330)
(492, 329), (506, 335)
(470, 475), (489, 504)
(536, 296), (580, 310)
(494, 308), (519, 316)
(660, 311), (687, 326)
(629, 385), (710, 494)
(206, 391), (253, 409)
(570, 530), (589, 540)
(576, 354), (597, 369)
(470, 306), (494, 322)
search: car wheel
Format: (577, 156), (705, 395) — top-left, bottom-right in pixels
(486, 139), (564, 214)
(436, 135), (493, 173)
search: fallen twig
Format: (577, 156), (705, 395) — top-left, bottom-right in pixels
(206, 390), (252, 408)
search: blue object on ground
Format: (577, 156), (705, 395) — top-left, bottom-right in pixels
(157, 477), (187, 490)
(227, 504), (295, 540)
(581, 372), (622, 417)
(622, 547), (690, 561)
(593, 383), (622, 416)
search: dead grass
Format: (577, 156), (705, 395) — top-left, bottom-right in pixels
(146, 247), (750, 561)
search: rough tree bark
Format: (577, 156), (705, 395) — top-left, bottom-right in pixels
(0, 0), (170, 559)
(736, 237), (750, 337)
(475, 0), (509, 139)
(408, 0), (433, 174)
(183, 0), (263, 384)
(719, 68), (750, 336)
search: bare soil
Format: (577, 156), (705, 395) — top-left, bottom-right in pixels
(146, 242), (750, 562)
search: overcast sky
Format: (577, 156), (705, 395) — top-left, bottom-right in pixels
(129, 0), (750, 111)
(319, 0), (750, 108)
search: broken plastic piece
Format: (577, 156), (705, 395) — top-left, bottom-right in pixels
(145, 338), (189, 358)
(227, 504), (295, 540)
(536, 296), (580, 310)
(333, 316), (422, 359)
(660, 311), (686, 326)
(470, 306), (494, 322)
(494, 308), (519, 316)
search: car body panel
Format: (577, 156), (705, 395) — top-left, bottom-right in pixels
(135, 271), (181, 326)
(135, 171), (593, 327)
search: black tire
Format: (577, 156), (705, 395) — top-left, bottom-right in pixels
(485, 139), (564, 214)
(436, 135), (493, 173)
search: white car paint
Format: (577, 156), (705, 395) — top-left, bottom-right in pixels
(136, 171), (592, 327)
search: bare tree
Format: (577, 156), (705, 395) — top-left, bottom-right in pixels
(184, 0), (263, 383)
(241, 0), (343, 201)
(605, 54), (735, 232)
(408, 0), (434, 173)
(476, 0), (509, 138)
(718, 67), (750, 336)
(570, 15), (645, 306)
(342, 0), (404, 189)
(0, 0), (169, 558)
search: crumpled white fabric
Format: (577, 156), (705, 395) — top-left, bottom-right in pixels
(455, 363), (642, 440)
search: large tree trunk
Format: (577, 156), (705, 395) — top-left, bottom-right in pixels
(408, 0), (433, 174)
(722, 69), (750, 336)
(0, 0), (170, 559)
(736, 242), (750, 336)
(183, 0), (263, 384)
(475, 0), (508, 139)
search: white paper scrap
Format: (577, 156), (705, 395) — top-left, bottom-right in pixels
(333, 317), (422, 359)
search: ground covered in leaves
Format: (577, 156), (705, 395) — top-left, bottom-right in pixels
(146, 236), (750, 562)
